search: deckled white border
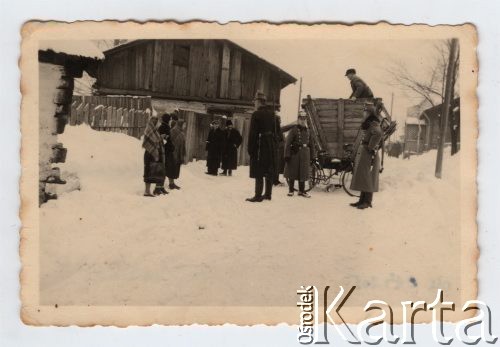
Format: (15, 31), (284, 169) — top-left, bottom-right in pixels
(1, 0), (499, 346)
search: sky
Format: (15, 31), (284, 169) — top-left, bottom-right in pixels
(236, 39), (445, 135)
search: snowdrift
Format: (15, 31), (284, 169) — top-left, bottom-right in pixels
(40, 125), (462, 308)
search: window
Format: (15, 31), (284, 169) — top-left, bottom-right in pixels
(173, 44), (190, 68)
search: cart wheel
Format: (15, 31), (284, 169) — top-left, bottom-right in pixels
(305, 164), (321, 192)
(341, 170), (360, 197)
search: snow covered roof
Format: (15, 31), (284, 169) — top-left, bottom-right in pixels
(39, 40), (104, 59)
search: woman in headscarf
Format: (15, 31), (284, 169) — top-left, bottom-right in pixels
(349, 105), (383, 209)
(166, 117), (186, 189)
(284, 111), (315, 198)
(142, 115), (165, 197)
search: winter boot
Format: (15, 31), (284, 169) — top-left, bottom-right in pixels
(357, 192), (373, 209)
(169, 183), (180, 190)
(246, 178), (264, 202)
(263, 178), (273, 200)
(350, 192), (364, 207)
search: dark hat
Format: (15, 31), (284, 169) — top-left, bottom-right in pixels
(254, 91), (267, 102)
(345, 68), (356, 76)
(161, 113), (171, 123)
(226, 119), (233, 126)
(171, 114), (179, 121)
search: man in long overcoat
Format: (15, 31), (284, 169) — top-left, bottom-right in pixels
(345, 68), (374, 100)
(221, 119), (242, 176)
(350, 105), (383, 209)
(246, 92), (278, 202)
(205, 120), (224, 176)
(284, 112), (316, 197)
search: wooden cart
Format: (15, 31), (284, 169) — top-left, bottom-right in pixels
(299, 95), (396, 195)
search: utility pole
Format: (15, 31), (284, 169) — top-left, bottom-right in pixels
(297, 77), (303, 114)
(435, 38), (458, 178)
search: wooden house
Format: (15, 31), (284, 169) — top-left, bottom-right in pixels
(419, 98), (460, 151)
(38, 41), (102, 205)
(95, 39), (297, 164)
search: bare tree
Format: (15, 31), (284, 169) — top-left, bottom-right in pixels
(386, 39), (459, 107)
(387, 39), (460, 155)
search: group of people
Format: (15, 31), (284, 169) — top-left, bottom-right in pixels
(141, 68), (384, 210)
(205, 118), (243, 177)
(245, 68), (383, 209)
(245, 92), (316, 202)
(142, 112), (186, 197)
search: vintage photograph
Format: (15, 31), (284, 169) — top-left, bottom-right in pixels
(20, 22), (477, 326)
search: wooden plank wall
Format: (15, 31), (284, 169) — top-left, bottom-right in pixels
(98, 40), (283, 105)
(69, 95), (152, 138)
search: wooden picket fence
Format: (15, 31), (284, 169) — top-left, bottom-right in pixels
(70, 95), (152, 138)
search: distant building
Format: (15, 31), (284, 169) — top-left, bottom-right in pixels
(420, 98), (460, 150)
(403, 98), (460, 155)
(95, 39), (297, 164)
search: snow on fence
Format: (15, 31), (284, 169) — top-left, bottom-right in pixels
(70, 95), (152, 139)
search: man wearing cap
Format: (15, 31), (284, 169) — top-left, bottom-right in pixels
(345, 68), (374, 100)
(246, 91), (278, 202)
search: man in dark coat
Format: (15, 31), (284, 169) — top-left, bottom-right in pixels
(345, 68), (374, 100)
(350, 105), (383, 209)
(205, 120), (224, 175)
(221, 119), (242, 176)
(155, 113), (174, 195)
(246, 92), (278, 202)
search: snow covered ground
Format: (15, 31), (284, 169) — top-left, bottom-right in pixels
(40, 125), (461, 307)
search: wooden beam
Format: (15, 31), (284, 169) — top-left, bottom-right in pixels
(337, 99), (345, 156)
(97, 87), (259, 107)
(304, 96), (327, 152)
(219, 43), (231, 99)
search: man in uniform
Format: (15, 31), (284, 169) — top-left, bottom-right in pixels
(345, 68), (374, 100)
(246, 91), (278, 202)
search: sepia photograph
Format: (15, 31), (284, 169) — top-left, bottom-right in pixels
(19, 21), (478, 327)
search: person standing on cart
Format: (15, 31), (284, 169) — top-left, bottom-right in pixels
(345, 68), (374, 100)
(284, 111), (316, 198)
(349, 105), (383, 209)
(246, 91), (278, 202)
